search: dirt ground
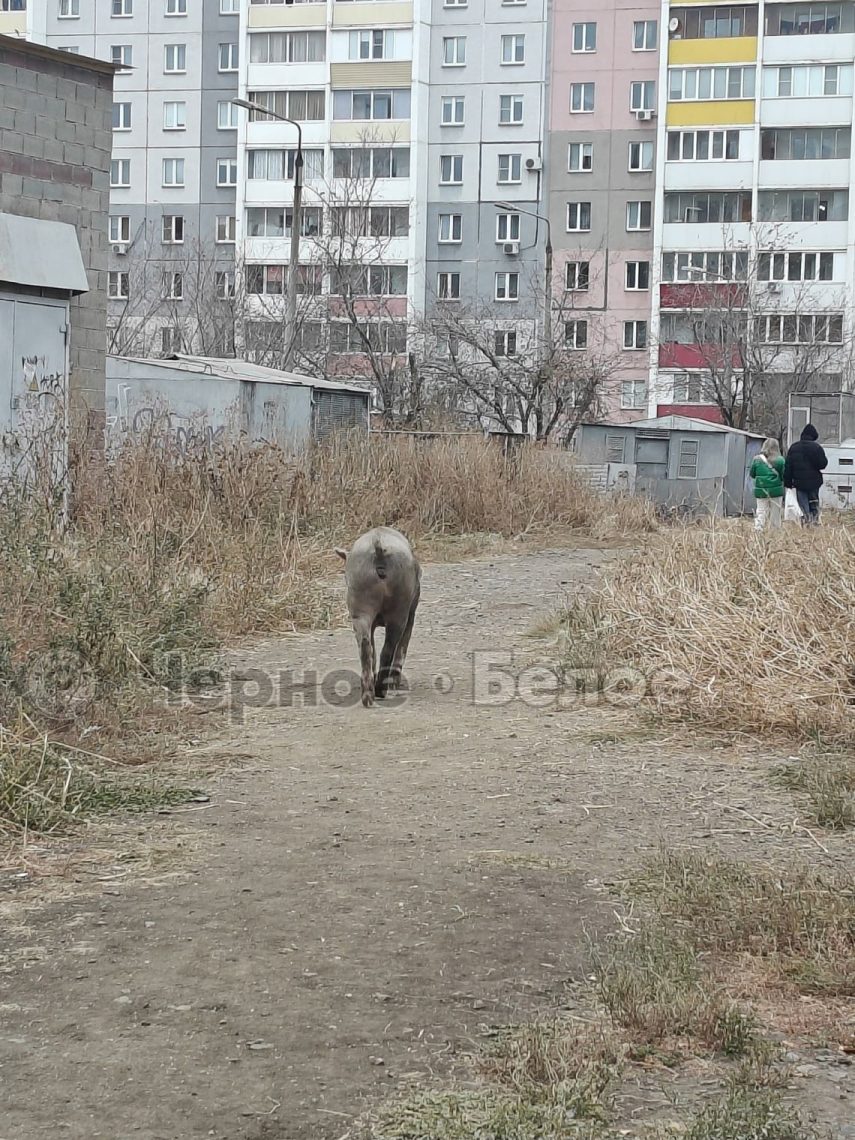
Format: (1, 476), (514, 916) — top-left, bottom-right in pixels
(1, 545), (852, 1140)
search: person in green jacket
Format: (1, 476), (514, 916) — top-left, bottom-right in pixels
(749, 438), (785, 530)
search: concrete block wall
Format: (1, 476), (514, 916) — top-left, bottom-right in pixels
(0, 39), (114, 413)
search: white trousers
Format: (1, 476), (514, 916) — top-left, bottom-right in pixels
(754, 497), (782, 531)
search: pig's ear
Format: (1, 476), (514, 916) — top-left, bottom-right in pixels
(334, 547), (348, 561)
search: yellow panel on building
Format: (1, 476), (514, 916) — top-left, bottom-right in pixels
(0, 12), (27, 35)
(332, 2), (413, 27)
(668, 36), (758, 65)
(330, 61), (412, 88)
(330, 121), (411, 144)
(666, 99), (756, 126)
(248, 6), (326, 28)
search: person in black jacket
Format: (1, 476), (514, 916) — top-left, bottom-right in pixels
(783, 424), (828, 525)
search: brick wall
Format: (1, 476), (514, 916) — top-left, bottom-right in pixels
(0, 39), (114, 413)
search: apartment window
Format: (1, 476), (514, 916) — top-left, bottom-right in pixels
(621, 380), (647, 409)
(757, 251), (835, 281)
(764, 63), (853, 98)
(166, 0), (187, 13)
(756, 312), (844, 344)
(438, 213), (463, 242)
(572, 22), (597, 51)
(217, 101), (238, 129)
(678, 440), (699, 479)
(249, 31), (327, 64)
(499, 95), (524, 124)
(661, 250), (749, 281)
(162, 272), (184, 301)
(495, 330), (517, 357)
(437, 272), (461, 300)
(163, 101), (186, 130)
(625, 261), (650, 290)
(761, 127), (850, 160)
(108, 272), (129, 300)
(164, 44), (187, 73)
(58, 0), (80, 16)
(445, 0), (468, 6)
(568, 142), (593, 171)
(58, 47), (81, 53)
(216, 271), (236, 300)
(111, 45), (132, 69)
(214, 215), (236, 244)
(626, 200), (652, 230)
(246, 206), (323, 238)
(501, 34), (526, 64)
(162, 157), (185, 187)
(766, 3), (855, 36)
(567, 201), (592, 231)
(628, 141), (654, 171)
(570, 82), (595, 112)
(496, 212), (521, 242)
(331, 205), (405, 238)
(248, 90), (325, 122)
(668, 65), (755, 101)
(332, 88), (411, 121)
(110, 158), (130, 187)
(630, 81), (656, 111)
(670, 5), (758, 38)
(161, 327), (182, 355)
(443, 36), (466, 65)
(633, 19), (658, 49)
(441, 96), (465, 125)
(112, 102), (131, 131)
(666, 128), (740, 161)
(495, 271), (519, 301)
(663, 191), (752, 222)
(217, 158), (238, 186)
(624, 321), (648, 350)
(330, 322), (407, 355)
(249, 148), (324, 180)
(331, 265), (407, 297)
(440, 154), (464, 183)
(758, 189), (848, 222)
(671, 373), (710, 402)
(332, 146), (410, 179)
(219, 43), (239, 72)
(112, 0), (132, 14)
(565, 320), (588, 349)
(220, 0), (239, 12)
(349, 29), (395, 59)
(498, 153), (522, 183)
(109, 216), (130, 243)
(565, 261), (590, 290)
(162, 215), (184, 244)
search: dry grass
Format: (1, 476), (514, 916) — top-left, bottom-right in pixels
(775, 747), (855, 830)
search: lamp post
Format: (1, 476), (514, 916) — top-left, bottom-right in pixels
(233, 97), (303, 369)
(494, 201), (553, 370)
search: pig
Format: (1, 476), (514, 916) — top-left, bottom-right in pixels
(334, 526), (421, 708)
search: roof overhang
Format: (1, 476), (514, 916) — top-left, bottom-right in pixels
(0, 212), (89, 294)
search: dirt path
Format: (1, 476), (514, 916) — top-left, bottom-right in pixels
(1, 546), (852, 1140)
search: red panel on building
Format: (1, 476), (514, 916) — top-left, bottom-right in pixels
(659, 282), (747, 309)
(656, 404), (724, 424)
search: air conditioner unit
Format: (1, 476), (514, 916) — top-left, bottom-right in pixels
(635, 109), (655, 122)
(503, 241), (520, 256)
(112, 243), (128, 256)
(525, 156), (543, 171)
(767, 281), (783, 294)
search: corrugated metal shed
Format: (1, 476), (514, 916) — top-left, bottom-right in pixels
(0, 212), (89, 294)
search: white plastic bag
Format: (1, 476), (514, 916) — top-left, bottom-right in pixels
(784, 487), (802, 524)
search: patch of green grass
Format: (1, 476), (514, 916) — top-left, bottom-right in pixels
(681, 1088), (815, 1140)
(774, 749), (855, 830)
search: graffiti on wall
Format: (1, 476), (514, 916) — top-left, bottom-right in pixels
(129, 406), (227, 456)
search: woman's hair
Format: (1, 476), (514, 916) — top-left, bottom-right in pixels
(761, 437), (781, 459)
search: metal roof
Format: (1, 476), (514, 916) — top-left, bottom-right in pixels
(109, 354), (371, 396)
(584, 414), (764, 439)
(0, 212), (89, 294)
(0, 33), (119, 76)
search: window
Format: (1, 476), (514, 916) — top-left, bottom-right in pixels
(760, 127), (850, 160)
(332, 147), (410, 179)
(166, 0), (187, 13)
(162, 157), (185, 187)
(666, 129), (740, 161)
(108, 271), (129, 300)
(766, 3), (855, 36)
(678, 440), (699, 479)
(220, 0), (240, 12)
(628, 141), (654, 171)
(440, 154), (464, 183)
(217, 158), (238, 186)
(499, 94), (524, 124)
(443, 36), (466, 65)
(109, 215), (130, 243)
(668, 66), (755, 101)
(765, 63), (854, 97)
(163, 101), (186, 130)
(621, 380), (647, 410)
(567, 201), (592, 231)
(633, 20), (657, 49)
(348, 29), (395, 59)
(58, 47), (81, 53)
(756, 313), (844, 344)
(162, 215), (184, 244)
(568, 142), (593, 172)
(671, 373), (711, 402)
(437, 272), (461, 300)
(164, 44), (187, 73)
(624, 321), (648, 350)
(565, 261), (590, 290)
(58, 0), (80, 16)
(247, 90), (325, 122)
(216, 271), (236, 300)
(626, 201), (652, 230)
(625, 261), (650, 290)
(663, 191), (752, 222)
(496, 212), (521, 242)
(495, 272), (519, 301)
(247, 206), (323, 238)
(248, 149), (324, 180)
(438, 213), (463, 242)
(630, 81), (656, 111)
(111, 45), (132, 69)
(495, 330), (517, 357)
(161, 327), (182, 356)
(110, 158), (130, 187)
(332, 89), (411, 121)
(669, 5), (758, 38)
(330, 322), (408, 355)
(330, 205), (406, 238)
(216, 215), (237, 243)
(661, 250), (749, 281)
(572, 22), (597, 52)
(112, 0), (132, 14)
(247, 264), (322, 297)
(501, 34), (526, 64)
(112, 102), (131, 131)
(445, 0), (468, 6)
(441, 96), (465, 125)
(570, 82), (595, 112)
(331, 265), (407, 297)
(249, 31), (327, 64)
(162, 272), (184, 301)
(219, 43), (239, 71)
(565, 320), (588, 349)
(757, 251), (835, 281)
(758, 189), (848, 222)
(217, 101), (238, 129)
(498, 153), (521, 183)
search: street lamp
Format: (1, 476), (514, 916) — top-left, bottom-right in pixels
(494, 201), (553, 367)
(233, 97), (303, 370)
